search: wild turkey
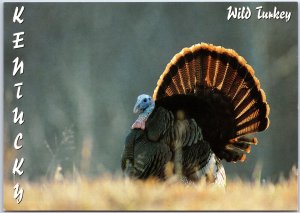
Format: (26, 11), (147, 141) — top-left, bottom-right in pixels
(121, 43), (270, 185)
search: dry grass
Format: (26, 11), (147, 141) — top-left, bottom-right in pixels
(4, 174), (298, 211)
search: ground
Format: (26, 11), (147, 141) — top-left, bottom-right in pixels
(3, 173), (298, 211)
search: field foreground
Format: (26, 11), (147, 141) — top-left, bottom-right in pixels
(4, 175), (298, 211)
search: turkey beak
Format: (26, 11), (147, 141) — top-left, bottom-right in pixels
(133, 102), (141, 114)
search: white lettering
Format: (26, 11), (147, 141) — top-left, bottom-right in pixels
(12, 158), (25, 176)
(13, 183), (24, 204)
(12, 32), (25, 49)
(227, 6), (251, 20)
(14, 82), (23, 99)
(12, 57), (24, 76)
(14, 133), (23, 150)
(13, 6), (24, 24)
(12, 107), (24, 125)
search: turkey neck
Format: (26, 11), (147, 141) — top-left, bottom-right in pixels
(137, 101), (155, 124)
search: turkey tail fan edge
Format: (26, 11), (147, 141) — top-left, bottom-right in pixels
(153, 42), (270, 156)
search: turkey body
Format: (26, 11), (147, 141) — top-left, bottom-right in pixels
(122, 94), (228, 184)
(121, 43), (270, 185)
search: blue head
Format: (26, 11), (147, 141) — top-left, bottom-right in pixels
(133, 94), (154, 114)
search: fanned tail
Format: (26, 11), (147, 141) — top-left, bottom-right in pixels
(153, 43), (270, 162)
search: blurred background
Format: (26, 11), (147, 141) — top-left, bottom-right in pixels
(4, 2), (297, 182)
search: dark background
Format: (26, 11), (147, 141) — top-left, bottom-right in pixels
(4, 2), (298, 182)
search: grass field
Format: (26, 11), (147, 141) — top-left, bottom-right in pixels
(4, 173), (298, 211)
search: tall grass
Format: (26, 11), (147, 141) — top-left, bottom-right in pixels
(4, 171), (298, 211)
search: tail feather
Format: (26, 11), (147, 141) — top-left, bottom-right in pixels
(220, 57), (239, 95)
(227, 66), (248, 100)
(177, 54), (191, 93)
(215, 53), (229, 89)
(190, 45), (203, 86)
(236, 117), (269, 136)
(234, 89), (260, 118)
(182, 48), (197, 89)
(224, 136), (258, 162)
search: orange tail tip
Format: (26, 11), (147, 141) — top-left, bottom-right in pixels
(229, 136), (258, 145)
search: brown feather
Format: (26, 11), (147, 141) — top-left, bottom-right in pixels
(152, 42), (270, 162)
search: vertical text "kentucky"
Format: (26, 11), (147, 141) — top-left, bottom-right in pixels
(12, 5), (25, 204)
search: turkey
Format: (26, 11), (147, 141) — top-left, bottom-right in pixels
(121, 43), (270, 186)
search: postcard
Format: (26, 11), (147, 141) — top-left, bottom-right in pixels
(3, 2), (298, 211)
